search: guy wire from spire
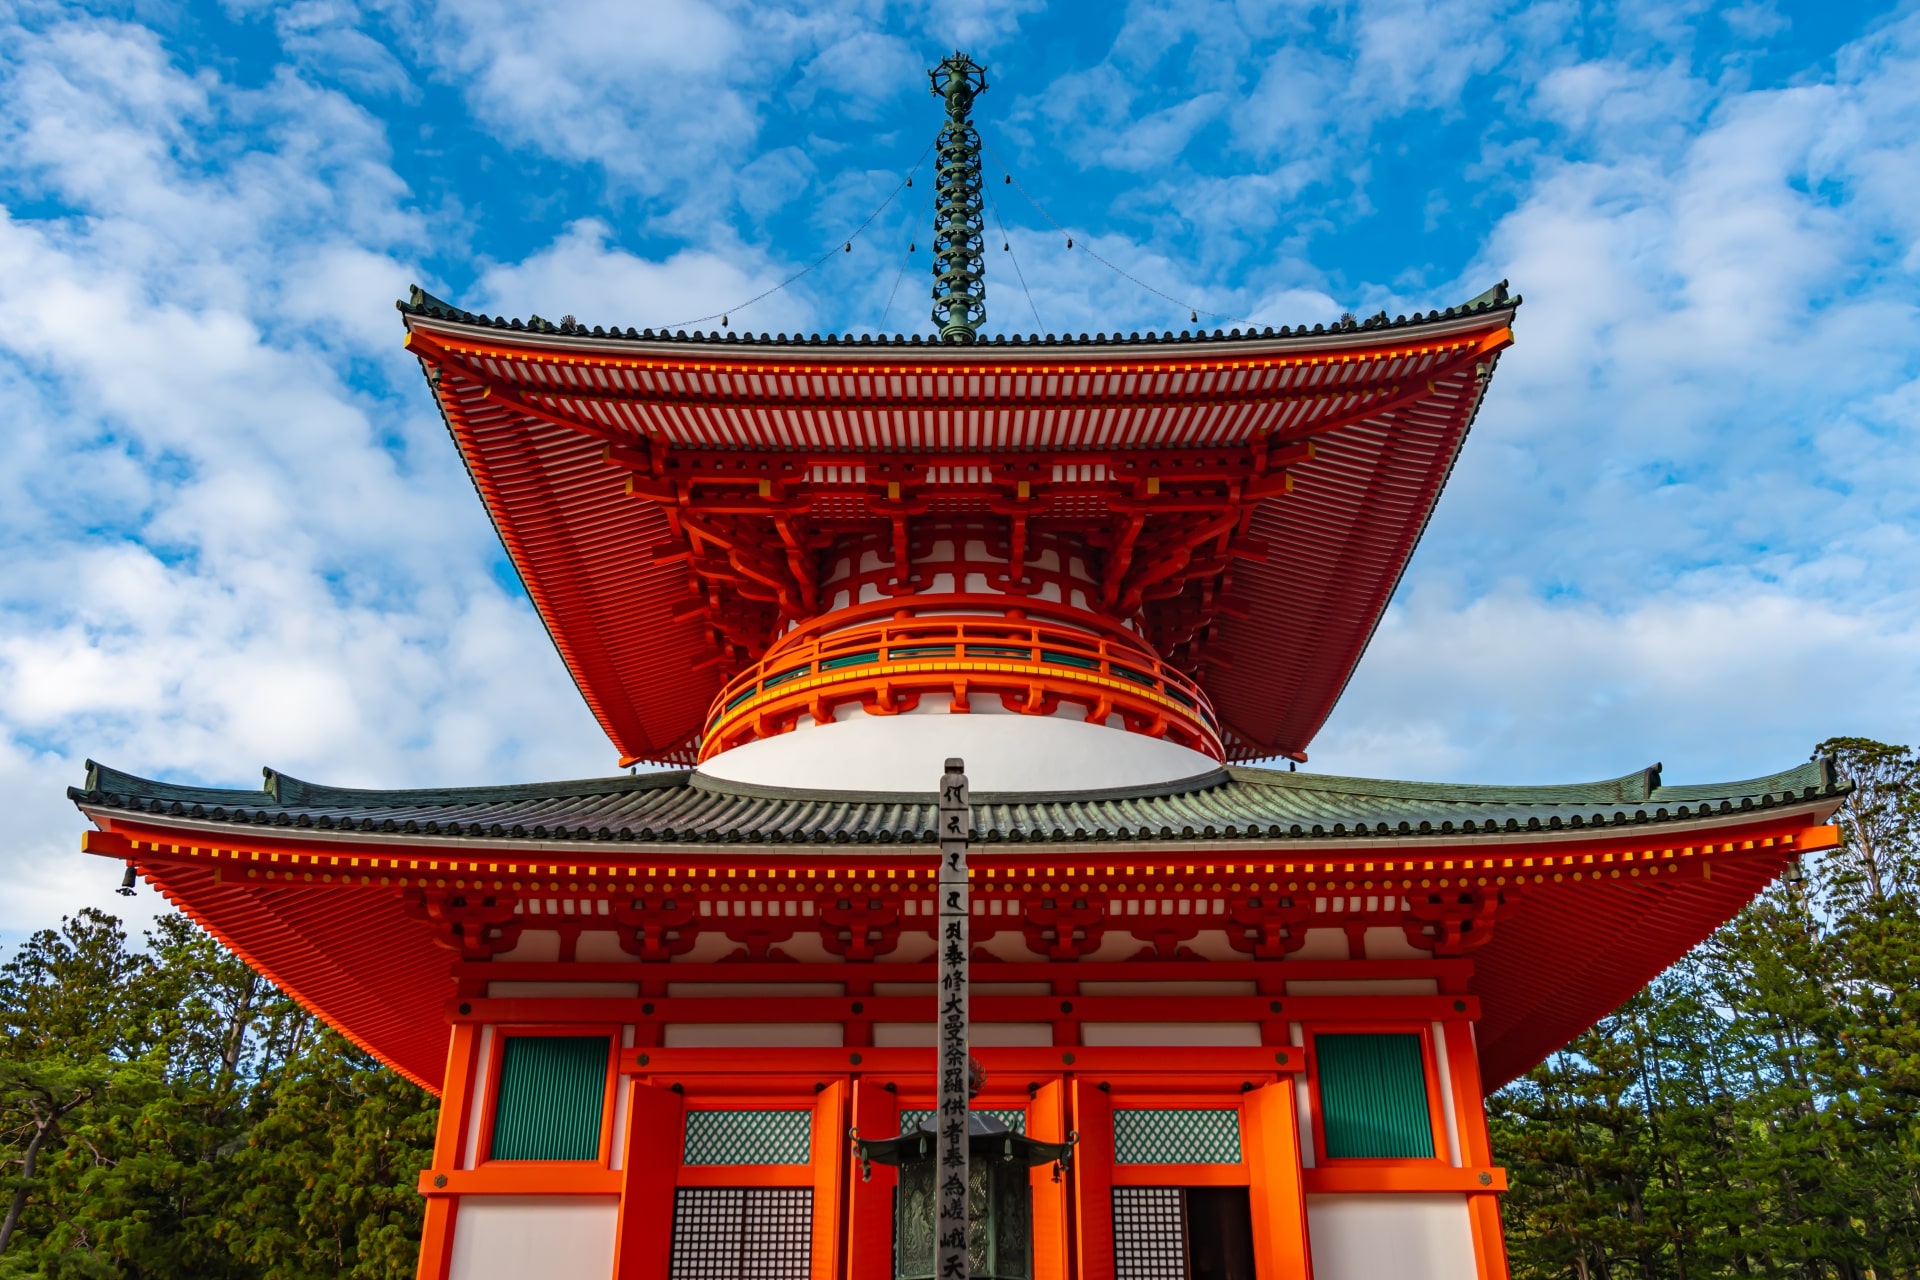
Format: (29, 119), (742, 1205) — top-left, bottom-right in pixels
(980, 132), (1256, 330)
(881, 173), (935, 332)
(928, 53), (988, 344)
(659, 133), (938, 332)
(985, 180), (1044, 334)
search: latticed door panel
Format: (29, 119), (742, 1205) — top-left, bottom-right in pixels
(1113, 1187), (1188, 1280)
(1112, 1109), (1242, 1164)
(681, 1109), (813, 1165)
(668, 1187), (812, 1280)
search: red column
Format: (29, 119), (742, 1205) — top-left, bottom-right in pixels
(1443, 1022), (1510, 1280)
(416, 1024), (478, 1280)
(847, 1080), (899, 1280)
(1029, 1081), (1071, 1280)
(811, 1081), (851, 1280)
(1244, 1081), (1313, 1280)
(614, 1083), (687, 1280)
(1068, 1079), (1115, 1280)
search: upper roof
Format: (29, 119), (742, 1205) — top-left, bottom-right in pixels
(398, 285), (1520, 767)
(73, 757), (1835, 847)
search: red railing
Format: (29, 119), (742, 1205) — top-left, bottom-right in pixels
(699, 597), (1222, 762)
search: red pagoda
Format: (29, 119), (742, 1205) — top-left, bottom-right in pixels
(71, 53), (1843, 1280)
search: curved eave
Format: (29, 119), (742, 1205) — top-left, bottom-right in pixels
(397, 283), (1519, 360)
(401, 290), (1519, 765)
(75, 759), (1840, 1091)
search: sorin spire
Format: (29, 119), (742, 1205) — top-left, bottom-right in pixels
(928, 53), (988, 344)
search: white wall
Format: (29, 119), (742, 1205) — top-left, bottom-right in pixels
(662, 1023), (844, 1047)
(695, 706), (1219, 792)
(1305, 1194), (1477, 1280)
(448, 1196), (618, 1280)
(1080, 1022), (1262, 1046)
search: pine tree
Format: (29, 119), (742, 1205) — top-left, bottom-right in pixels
(0, 911), (433, 1278)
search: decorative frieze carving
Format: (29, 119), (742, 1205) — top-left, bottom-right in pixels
(401, 890), (523, 960)
(613, 896), (700, 961)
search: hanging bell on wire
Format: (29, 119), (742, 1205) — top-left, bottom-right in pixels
(118, 862), (137, 897)
(1066, 237), (1073, 248)
(1190, 310), (1198, 323)
(1004, 174), (1011, 184)
(1002, 242), (1009, 251)
(722, 315), (729, 328)
(906, 176), (913, 187)
(910, 242), (916, 252)
(844, 242), (852, 253)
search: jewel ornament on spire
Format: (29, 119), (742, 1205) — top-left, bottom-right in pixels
(929, 53), (988, 344)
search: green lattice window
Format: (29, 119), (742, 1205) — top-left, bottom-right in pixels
(1112, 1109), (1241, 1164)
(899, 1108), (1026, 1135)
(682, 1109), (813, 1165)
(489, 1035), (609, 1161)
(1315, 1033), (1436, 1159)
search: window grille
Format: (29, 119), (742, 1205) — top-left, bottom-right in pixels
(1112, 1109), (1241, 1164)
(669, 1188), (812, 1280)
(682, 1110), (813, 1165)
(898, 1108), (1026, 1134)
(488, 1035), (608, 1161)
(1112, 1188), (1187, 1280)
(1315, 1032), (1435, 1159)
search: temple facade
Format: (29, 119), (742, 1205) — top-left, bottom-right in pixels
(68, 53), (1844, 1280)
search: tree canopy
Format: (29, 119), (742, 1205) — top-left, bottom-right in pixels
(0, 908), (432, 1277)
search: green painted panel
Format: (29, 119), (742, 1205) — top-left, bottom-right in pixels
(1316, 1033), (1434, 1159)
(490, 1035), (609, 1161)
(1113, 1108), (1241, 1164)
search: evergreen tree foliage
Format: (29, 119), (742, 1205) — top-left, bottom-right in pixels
(0, 910), (433, 1277)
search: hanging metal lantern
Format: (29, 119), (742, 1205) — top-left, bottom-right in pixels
(855, 1114), (1075, 1280)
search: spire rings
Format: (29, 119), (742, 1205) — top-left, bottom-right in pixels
(928, 53), (989, 344)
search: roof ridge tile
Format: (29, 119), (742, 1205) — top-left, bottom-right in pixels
(397, 283), (1520, 351)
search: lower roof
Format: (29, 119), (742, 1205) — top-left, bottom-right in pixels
(74, 758), (1834, 846)
(71, 759), (1843, 1090)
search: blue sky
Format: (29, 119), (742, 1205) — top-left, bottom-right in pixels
(2, 0), (1916, 941)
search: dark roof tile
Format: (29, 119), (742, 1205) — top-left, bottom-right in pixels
(396, 283), (1520, 351)
(72, 759), (1841, 848)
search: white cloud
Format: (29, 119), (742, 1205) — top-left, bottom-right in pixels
(390, 0), (1041, 206)
(1316, 584), (1920, 783)
(0, 14), (608, 942)
(469, 218), (819, 334)
(1310, 5), (1920, 786)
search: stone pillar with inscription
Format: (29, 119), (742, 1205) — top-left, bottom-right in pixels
(936, 759), (971, 1279)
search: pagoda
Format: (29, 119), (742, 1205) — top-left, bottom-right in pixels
(71, 54), (1844, 1280)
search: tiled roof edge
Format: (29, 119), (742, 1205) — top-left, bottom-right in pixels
(1223, 763), (1663, 805)
(73, 757), (1841, 817)
(1649, 759), (1833, 805)
(396, 282), (1521, 350)
(73, 762), (695, 810)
